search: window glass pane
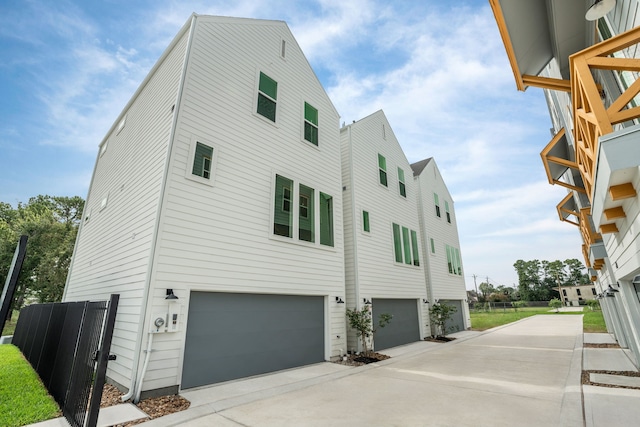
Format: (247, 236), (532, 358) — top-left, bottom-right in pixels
(274, 175), (293, 238)
(430, 238), (435, 254)
(446, 245), (453, 274)
(304, 102), (318, 125)
(378, 154), (386, 169)
(399, 182), (406, 197)
(363, 210), (370, 232)
(445, 201), (451, 223)
(397, 168), (405, 182)
(411, 230), (419, 266)
(378, 154), (387, 186)
(320, 192), (334, 246)
(299, 184), (315, 242)
(304, 122), (318, 145)
(392, 223), (402, 263)
(402, 226), (411, 265)
(454, 248), (462, 275)
(259, 72), (277, 100)
(257, 94), (276, 121)
(434, 193), (439, 204)
(192, 142), (213, 178)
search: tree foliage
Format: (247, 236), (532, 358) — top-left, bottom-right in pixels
(346, 306), (392, 354)
(0, 195), (84, 309)
(429, 301), (458, 337)
(513, 258), (589, 301)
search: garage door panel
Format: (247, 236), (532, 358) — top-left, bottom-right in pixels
(182, 292), (324, 389)
(372, 298), (420, 351)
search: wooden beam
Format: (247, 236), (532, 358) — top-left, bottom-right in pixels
(600, 223), (619, 234)
(610, 183), (637, 201)
(587, 57), (640, 72)
(604, 206), (625, 220)
(488, 0), (525, 91)
(522, 75), (571, 92)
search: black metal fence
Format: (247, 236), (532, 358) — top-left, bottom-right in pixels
(12, 294), (119, 427)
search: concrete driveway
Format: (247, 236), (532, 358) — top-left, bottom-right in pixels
(147, 315), (583, 427)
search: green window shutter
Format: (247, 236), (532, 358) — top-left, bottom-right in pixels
(274, 175), (293, 238)
(398, 167), (406, 197)
(392, 223), (402, 263)
(363, 210), (370, 232)
(304, 102), (319, 145)
(378, 154), (387, 186)
(320, 192), (334, 246)
(299, 184), (315, 242)
(402, 226), (411, 264)
(192, 142), (213, 178)
(257, 72), (277, 121)
(410, 230), (419, 266)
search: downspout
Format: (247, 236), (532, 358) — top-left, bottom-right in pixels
(133, 333), (154, 403)
(347, 124), (362, 351)
(122, 14), (198, 402)
(416, 176), (435, 336)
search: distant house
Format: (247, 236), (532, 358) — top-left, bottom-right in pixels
(64, 14), (345, 397)
(412, 158), (470, 333)
(340, 111), (429, 352)
(63, 14), (469, 399)
(556, 284), (597, 306)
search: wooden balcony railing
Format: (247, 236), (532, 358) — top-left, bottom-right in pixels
(570, 26), (640, 201)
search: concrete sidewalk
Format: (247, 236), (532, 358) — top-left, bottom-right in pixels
(31, 315), (640, 426)
(145, 315), (586, 426)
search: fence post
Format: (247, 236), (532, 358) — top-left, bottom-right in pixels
(85, 294), (119, 427)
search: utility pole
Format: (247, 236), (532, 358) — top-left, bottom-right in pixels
(473, 274), (478, 299)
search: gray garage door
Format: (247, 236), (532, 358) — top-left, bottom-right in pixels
(182, 292), (325, 389)
(440, 299), (464, 334)
(372, 298), (420, 350)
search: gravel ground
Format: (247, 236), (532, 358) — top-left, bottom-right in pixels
(100, 384), (190, 426)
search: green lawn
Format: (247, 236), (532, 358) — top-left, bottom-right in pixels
(1, 311), (19, 336)
(0, 345), (60, 427)
(470, 306), (607, 333)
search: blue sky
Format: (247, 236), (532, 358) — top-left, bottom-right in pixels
(0, 0), (583, 290)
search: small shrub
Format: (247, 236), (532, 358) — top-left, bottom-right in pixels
(548, 298), (562, 313)
(346, 306), (392, 354)
(512, 301), (527, 312)
(586, 299), (600, 311)
(429, 301), (457, 337)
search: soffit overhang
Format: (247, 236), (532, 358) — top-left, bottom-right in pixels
(489, 0), (589, 91)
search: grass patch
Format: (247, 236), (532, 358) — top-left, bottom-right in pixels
(0, 344), (60, 427)
(470, 306), (607, 333)
(1, 311), (19, 336)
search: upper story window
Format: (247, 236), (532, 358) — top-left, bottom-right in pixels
(192, 142), (213, 179)
(392, 223), (420, 266)
(378, 154), (388, 187)
(257, 72), (278, 122)
(273, 174), (334, 247)
(445, 244), (462, 276)
(398, 167), (406, 197)
(445, 200), (451, 223)
(434, 193), (441, 217)
(362, 210), (370, 233)
(304, 102), (319, 146)
(430, 238), (435, 254)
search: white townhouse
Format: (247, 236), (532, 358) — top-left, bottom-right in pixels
(490, 0), (640, 368)
(340, 111), (430, 352)
(63, 14), (346, 397)
(412, 158), (470, 333)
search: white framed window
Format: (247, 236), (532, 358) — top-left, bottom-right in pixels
(303, 102), (319, 146)
(185, 136), (217, 186)
(392, 223), (420, 266)
(434, 193), (441, 218)
(256, 71), (278, 123)
(272, 173), (334, 248)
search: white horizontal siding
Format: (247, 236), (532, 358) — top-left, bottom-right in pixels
(64, 28), (190, 388)
(142, 17), (345, 392)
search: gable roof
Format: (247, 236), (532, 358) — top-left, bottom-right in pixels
(410, 158), (433, 177)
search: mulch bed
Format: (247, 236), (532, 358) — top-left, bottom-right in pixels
(584, 343), (620, 348)
(334, 352), (391, 366)
(582, 370), (640, 390)
(424, 336), (456, 343)
(100, 383), (190, 426)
